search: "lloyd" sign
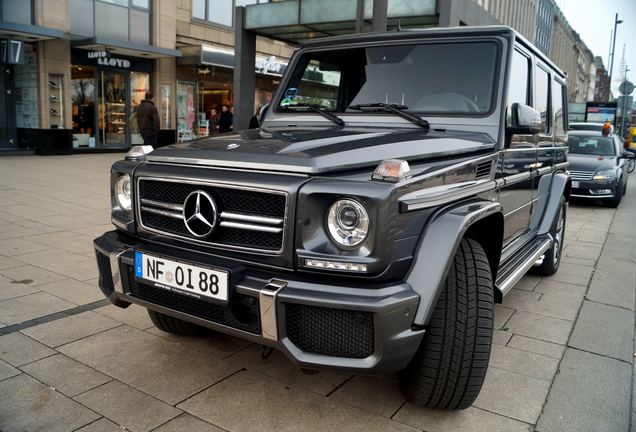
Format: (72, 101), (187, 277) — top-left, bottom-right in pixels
(87, 51), (131, 68)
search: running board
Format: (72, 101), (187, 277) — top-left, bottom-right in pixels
(495, 236), (552, 297)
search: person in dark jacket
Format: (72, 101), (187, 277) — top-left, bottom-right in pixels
(136, 92), (160, 146)
(218, 104), (233, 133)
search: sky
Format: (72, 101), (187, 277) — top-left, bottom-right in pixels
(555, 0), (636, 96)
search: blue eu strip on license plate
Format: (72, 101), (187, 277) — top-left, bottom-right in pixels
(135, 251), (143, 278)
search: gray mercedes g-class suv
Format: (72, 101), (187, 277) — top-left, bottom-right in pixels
(94, 26), (570, 410)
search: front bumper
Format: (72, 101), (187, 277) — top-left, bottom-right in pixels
(570, 178), (618, 199)
(94, 230), (424, 374)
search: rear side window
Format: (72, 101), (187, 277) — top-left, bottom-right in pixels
(535, 67), (550, 133)
(552, 79), (566, 136)
(506, 50), (530, 125)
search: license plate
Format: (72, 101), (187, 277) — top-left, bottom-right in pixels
(572, 180), (580, 188)
(134, 252), (229, 302)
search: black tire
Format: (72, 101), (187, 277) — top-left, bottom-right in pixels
(401, 238), (493, 410)
(147, 309), (204, 336)
(604, 183), (623, 208)
(533, 196), (566, 276)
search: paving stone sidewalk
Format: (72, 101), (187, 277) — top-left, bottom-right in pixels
(0, 154), (633, 432)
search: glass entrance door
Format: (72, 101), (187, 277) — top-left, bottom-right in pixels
(98, 71), (127, 147)
(0, 66), (17, 149)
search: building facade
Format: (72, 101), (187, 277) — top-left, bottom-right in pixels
(473, 0), (594, 103)
(0, 0), (294, 153)
(593, 57), (611, 102)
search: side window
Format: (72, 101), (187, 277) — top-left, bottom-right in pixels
(506, 50), (530, 125)
(552, 79), (565, 136)
(534, 66), (550, 133)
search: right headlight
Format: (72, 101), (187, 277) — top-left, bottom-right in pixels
(326, 199), (369, 249)
(593, 169), (617, 180)
(114, 174), (132, 211)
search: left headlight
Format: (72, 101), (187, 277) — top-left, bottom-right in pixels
(114, 174), (132, 211)
(593, 169), (617, 180)
(326, 199), (369, 249)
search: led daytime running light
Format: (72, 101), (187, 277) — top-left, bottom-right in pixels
(305, 259), (368, 272)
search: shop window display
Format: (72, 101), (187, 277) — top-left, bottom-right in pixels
(71, 66), (96, 147)
(177, 81), (196, 141)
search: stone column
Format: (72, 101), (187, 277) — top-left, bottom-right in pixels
(233, 6), (256, 131)
(371, 0), (388, 32)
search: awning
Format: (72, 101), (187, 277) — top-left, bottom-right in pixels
(244, 0), (438, 43)
(72, 37), (181, 59)
(177, 44), (288, 76)
(0, 21), (64, 42)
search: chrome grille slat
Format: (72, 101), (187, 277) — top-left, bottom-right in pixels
(141, 198), (184, 212)
(220, 211), (283, 226)
(141, 206), (182, 219)
(569, 170), (594, 180)
(219, 221), (283, 233)
(136, 177), (287, 254)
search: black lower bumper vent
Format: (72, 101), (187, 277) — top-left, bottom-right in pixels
(285, 303), (374, 359)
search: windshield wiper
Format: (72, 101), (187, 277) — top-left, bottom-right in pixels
(280, 104), (345, 126)
(348, 103), (429, 129)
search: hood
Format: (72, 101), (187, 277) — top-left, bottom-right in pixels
(147, 127), (495, 174)
(568, 153), (617, 172)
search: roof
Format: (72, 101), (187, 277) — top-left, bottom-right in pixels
(300, 25), (516, 48)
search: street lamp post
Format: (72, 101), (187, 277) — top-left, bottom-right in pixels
(607, 13), (623, 101)
(620, 67), (631, 137)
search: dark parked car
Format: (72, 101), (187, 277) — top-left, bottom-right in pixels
(93, 26), (570, 410)
(568, 130), (633, 207)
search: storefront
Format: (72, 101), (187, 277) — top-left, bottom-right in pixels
(176, 45), (287, 141)
(70, 48), (154, 149)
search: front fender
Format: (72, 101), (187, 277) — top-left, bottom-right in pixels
(537, 172), (570, 235)
(406, 200), (503, 326)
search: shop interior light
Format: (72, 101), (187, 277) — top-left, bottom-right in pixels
(305, 259), (368, 273)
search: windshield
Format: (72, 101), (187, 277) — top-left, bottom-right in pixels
(568, 135), (616, 156)
(278, 41), (499, 115)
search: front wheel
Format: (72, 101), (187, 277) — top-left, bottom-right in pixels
(401, 238), (493, 410)
(604, 183), (623, 208)
(533, 196), (566, 276)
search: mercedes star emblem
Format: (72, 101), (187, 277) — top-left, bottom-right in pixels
(182, 190), (217, 238)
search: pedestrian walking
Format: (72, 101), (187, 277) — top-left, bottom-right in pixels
(218, 104), (233, 133)
(136, 91), (160, 146)
(207, 107), (218, 133)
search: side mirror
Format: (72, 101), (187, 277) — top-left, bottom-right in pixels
(506, 103), (542, 136)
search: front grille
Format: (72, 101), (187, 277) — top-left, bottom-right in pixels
(95, 250), (114, 297)
(137, 178), (287, 253)
(285, 303), (374, 359)
(570, 170), (594, 181)
(127, 267), (261, 334)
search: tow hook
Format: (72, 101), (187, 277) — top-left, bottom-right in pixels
(261, 346), (274, 359)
